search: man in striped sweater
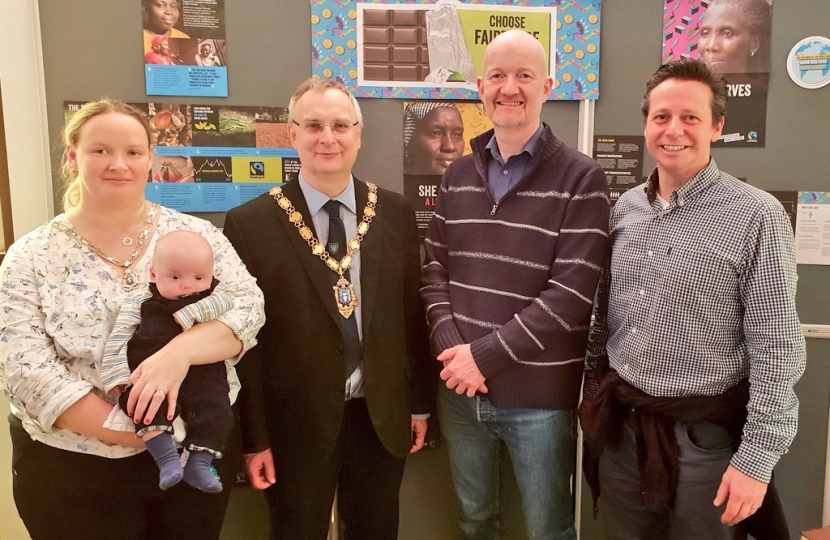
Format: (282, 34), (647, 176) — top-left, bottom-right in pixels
(421, 30), (610, 540)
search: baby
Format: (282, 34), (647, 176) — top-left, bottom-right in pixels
(102, 230), (234, 492)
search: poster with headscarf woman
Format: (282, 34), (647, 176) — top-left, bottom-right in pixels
(402, 101), (492, 239)
(662, 0), (773, 147)
(141, 0), (229, 97)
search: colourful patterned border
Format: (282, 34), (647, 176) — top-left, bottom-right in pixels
(798, 192), (830, 205)
(310, 0), (601, 100)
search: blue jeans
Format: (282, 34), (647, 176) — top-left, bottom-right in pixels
(439, 386), (577, 540)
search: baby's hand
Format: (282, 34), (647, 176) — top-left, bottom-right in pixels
(111, 385), (126, 398)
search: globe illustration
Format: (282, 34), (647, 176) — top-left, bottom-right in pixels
(789, 38), (830, 88)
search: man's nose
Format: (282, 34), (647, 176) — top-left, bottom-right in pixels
(501, 75), (520, 94)
(666, 117), (684, 136)
(319, 125), (338, 143)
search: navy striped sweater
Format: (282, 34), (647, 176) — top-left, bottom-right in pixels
(421, 124), (610, 410)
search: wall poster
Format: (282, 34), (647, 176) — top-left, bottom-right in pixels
(65, 101), (298, 212)
(402, 101), (492, 238)
(662, 0), (773, 147)
(795, 192), (830, 266)
(593, 135), (645, 206)
(310, 0), (602, 101)
(142, 0), (229, 97)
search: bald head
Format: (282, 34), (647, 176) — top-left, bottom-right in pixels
(483, 30), (548, 77)
(477, 30), (552, 138)
(151, 231), (215, 299)
(154, 231), (214, 268)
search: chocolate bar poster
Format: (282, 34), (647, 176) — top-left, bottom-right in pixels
(65, 101), (298, 212)
(662, 0), (773, 147)
(311, 0), (602, 101)
(402, 101), (493, 238)
(142, 0), (229, 97)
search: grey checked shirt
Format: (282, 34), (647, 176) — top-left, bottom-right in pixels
(585, 159), (806, 483)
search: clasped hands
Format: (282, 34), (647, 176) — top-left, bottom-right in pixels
(438, 344), (488, 397)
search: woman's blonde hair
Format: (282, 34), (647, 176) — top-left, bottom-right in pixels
(60, 99), (152, 211)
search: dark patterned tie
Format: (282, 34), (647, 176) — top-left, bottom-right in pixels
(323, 200), (362, 379)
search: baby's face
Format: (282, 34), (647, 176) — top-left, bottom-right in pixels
(152, 256), (213, 300)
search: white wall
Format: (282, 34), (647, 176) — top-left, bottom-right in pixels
(0, 2), (51, 538)
(0, 1), (53, 240)
(0, 406), (30, 540)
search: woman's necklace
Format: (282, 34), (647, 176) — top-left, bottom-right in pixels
(120, 221), (141, 246)
(75, 205), (144, 246)
(53, 203), (160, 291)
(270, 183), (377, 318)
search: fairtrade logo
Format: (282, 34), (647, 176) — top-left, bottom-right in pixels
(250, 161), (265, 178)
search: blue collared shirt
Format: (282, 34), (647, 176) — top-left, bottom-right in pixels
(485, 124), (544, 201)
(298, 173), (364, 399)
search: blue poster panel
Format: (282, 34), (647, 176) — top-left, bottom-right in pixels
(65, 101), (298, 212)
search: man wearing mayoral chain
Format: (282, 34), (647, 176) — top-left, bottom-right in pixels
(223, 77), (431, 539)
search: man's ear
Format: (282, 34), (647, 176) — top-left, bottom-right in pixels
(288, 122), (298, 149)
(711, 116), (725, 143)
(542, 76), (553, 96)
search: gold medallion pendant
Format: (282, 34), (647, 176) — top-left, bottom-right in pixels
(271, 183), (378, 319)
(334, 276), (359, 318)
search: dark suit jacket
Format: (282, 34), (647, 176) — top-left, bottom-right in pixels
(223, 177), (431, 475)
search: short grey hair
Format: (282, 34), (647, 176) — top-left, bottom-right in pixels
(287, 76), (363, 125)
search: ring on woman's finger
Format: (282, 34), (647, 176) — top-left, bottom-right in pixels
(154, 389), (166, 398)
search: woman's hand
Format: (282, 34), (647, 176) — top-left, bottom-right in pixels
(126, 320), (240, 424)
(127, 346), (190, 425)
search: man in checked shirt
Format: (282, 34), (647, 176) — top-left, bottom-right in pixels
(581, 58), (806, 540)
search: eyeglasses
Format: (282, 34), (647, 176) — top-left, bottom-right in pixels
(291, 120), (360, 137)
